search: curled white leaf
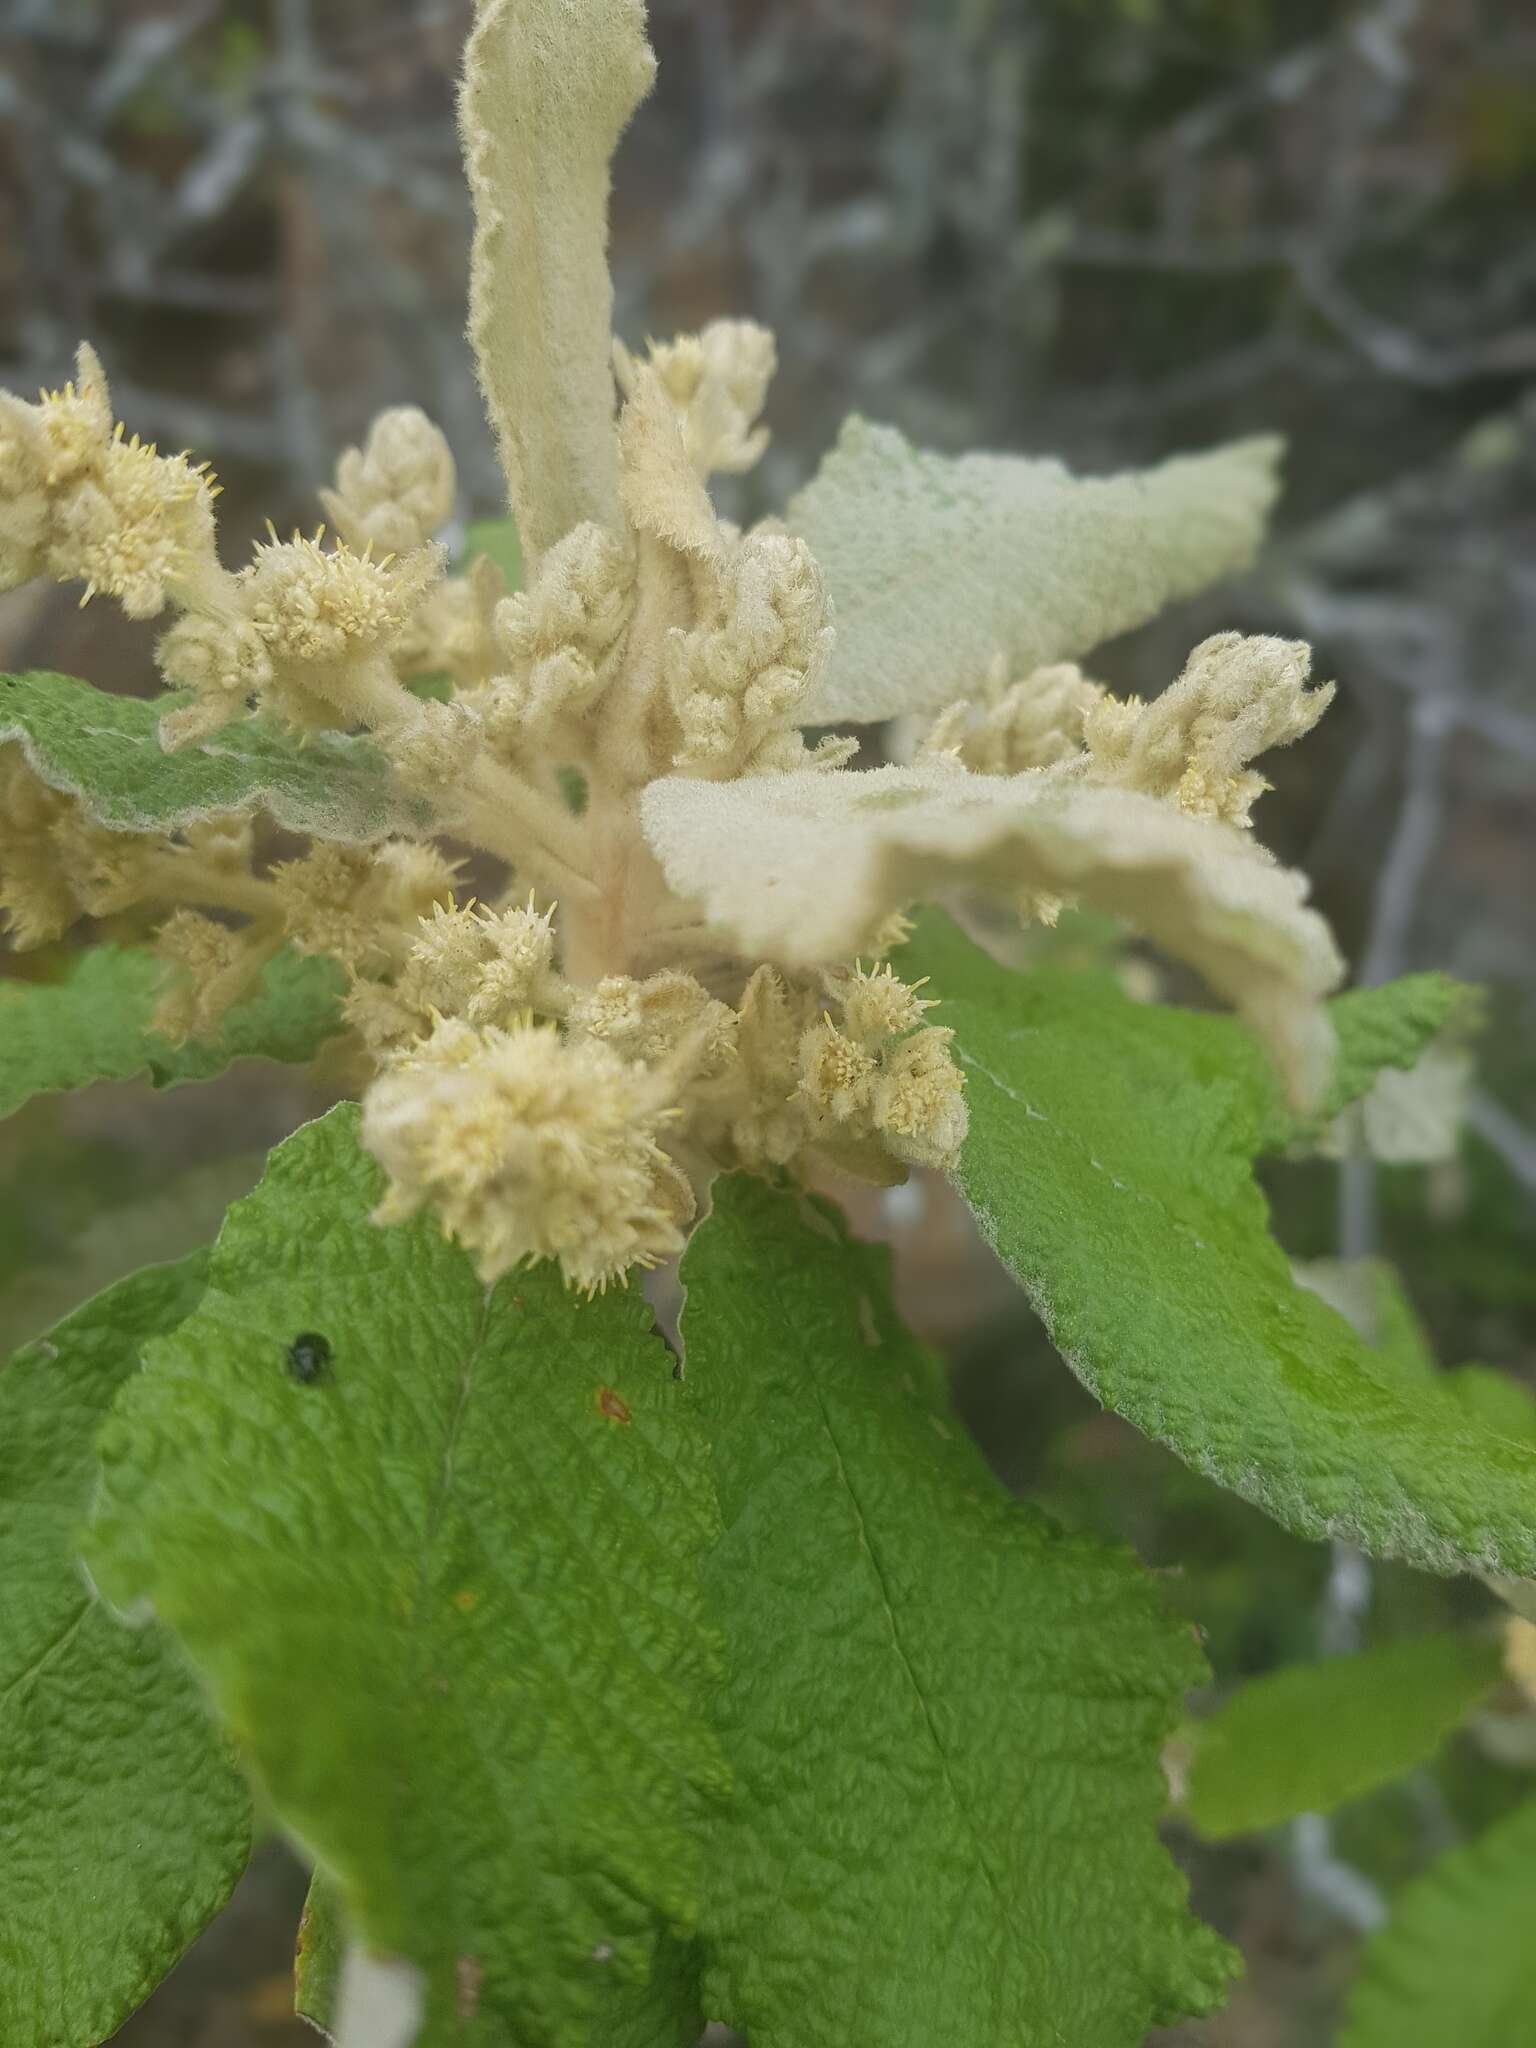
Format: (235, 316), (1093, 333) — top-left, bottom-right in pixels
(459, 0), (656, 566)
(642, 760), (1343, 1103)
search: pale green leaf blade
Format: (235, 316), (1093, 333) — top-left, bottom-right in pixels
(0, 1255), (252, 2047)
(0, 943), (343, 1120)
(1339, 1793), (1536, 2048)
(905, 911), (1536, 1576)
(1183, 1632), (1503, 1840)
(680, 1175), (1236, 2047)
(1, 670), (431, 839)
(89, 1105), (724, 2048)
(788, 418), (1280, 723)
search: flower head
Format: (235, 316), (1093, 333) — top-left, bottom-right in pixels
(0, 0), (1349, 1289)
(362, 1017), (692, 1290)
(320, 407), (456, 556)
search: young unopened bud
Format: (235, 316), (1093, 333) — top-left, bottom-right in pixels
(0, 394), (50, 589)
(923, 660), (1104, 776)
(156, 614), (274, 749)
(152, 909), (270, 1042)
(485, 521), (634, 737)
(0, 748), (75, 947)
(625, 320), (778, 479)
(1083, 633), (1333, 829)
(666, 532), (831, 771)
(272, 845), (385, 970)
(321, 407), (456, 556)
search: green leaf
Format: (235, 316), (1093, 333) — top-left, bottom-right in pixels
(464, 514), (524, 593)
(0, 1255), (251, 2046)
(1339, 1792), (1536, 2047)
(1294, 1260), (1536, 1451)
(0, 943), (343, 1121)
(787, 417), (1280, 723)
(680, 1175), (1236, 2046)
(1449, 1365), (1536, 1448)
(1319, 974), (1473, 1127)
(1182, 1632), (1503, 1839)
(294, 1874), (345, 2036)
(89, 1106), (724, 2048)
(1, 670), (431, 840)
(904, 911), (1536, 1577)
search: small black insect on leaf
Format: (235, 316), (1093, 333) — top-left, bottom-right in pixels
(287, 1331), (332, 1384)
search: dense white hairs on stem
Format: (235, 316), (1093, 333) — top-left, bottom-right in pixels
(458, 0), (656, 568)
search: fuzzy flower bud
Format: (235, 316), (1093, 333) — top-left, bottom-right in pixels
(626, 320), (777, 479)
(272, 845), (387, 970)
(870, 1026), (968, 1170)
(568, 970), (736, 1074)
(396, 554), (503, 691)
(52, 809), (161, 918)
(48, 434), (217, 619)
(666, 532), (831, 771)
(923, 659), (1104, 776)
(242, 531), (444, 731)
(152, 910), (271, 1042)
(481, 522), (634, 741)
(321, 407), (457, 557)
(463, 903), (562, 1025)
(832, 962), (934, 1047)
(387, 699), (485, 800)
(0, 747), (76, 947)
(156, 614), (274, 749)
(1082, 632), (1334, 829)
(708, 966), (820, 1171)
(37, 345), (114, 487)
(397, 897), (561, 1029)
(362, 1018), (693, 1291)
(798, 1018), (878, 1123)
(0, 393), (51, 589)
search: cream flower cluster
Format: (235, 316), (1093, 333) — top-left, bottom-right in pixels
(0, 0), (1347, 1292)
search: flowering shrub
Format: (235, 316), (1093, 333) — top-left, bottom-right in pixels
(1, 4), (1532, 2046)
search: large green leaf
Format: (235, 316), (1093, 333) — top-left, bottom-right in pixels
(0, 943), (343, 1121)
(904, 912), (1536, 1577)
(0, 1255), (251, 2047)
(679, 1175), (1236, 2047)
(1, 670), (431, 839)
(88, 1106), (724, 2048)
(1182, 1632), (1503, 1839)
(1339, 1792), (1536, 2047)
